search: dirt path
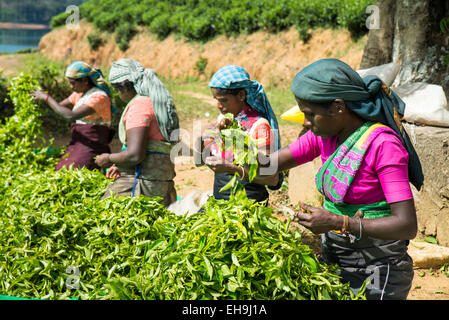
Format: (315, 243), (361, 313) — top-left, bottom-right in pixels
(408, 269), (449, 300)
(180, 91), (216, 107)
(0, 22), (49, 29)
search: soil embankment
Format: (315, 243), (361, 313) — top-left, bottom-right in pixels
(39, 22), (366, 87)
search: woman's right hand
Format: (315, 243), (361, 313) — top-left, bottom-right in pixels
(217, 116), (232, 130)
(30, 89), (48, 102)
(106, 165), (121, 179)
(202, 121), (219, 146)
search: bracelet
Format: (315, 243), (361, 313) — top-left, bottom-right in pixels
(238, 166), (245, 179)
(45, 93), (50, 103)
(355, 217), (362, 240)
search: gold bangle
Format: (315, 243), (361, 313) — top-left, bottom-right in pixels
(239, 166), (245, 179)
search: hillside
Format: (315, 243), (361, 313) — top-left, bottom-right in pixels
(50, 0), (373, 43)
(39, 22), (367, 89)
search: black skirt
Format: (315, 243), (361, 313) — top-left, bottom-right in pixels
(213, 173), (269, 202)
(320, 231), (414, 300)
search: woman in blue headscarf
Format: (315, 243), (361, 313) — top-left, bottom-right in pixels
(199, 65), (283, 203)
(31, 61), (114, 171)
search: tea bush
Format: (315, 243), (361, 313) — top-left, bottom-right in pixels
(51, 0), (373, 49)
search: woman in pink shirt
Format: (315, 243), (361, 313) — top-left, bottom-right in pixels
(207, 59), (424, 300)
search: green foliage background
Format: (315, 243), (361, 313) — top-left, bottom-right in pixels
(51, 0), (373, 49)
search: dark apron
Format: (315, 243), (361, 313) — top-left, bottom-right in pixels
(213, 173), (269, 202)
(55, 123), (113, 171)
(321, 231), (414, 300)
(101, 152), (176, 207)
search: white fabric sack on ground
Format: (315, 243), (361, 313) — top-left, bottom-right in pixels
(393, 82), (449, 127)
(356, 62), (400, 86)
(167, 190), (212, 217)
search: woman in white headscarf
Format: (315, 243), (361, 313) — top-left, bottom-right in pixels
(95, 59), (179, 206)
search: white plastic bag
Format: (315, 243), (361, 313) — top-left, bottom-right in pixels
(394, 82), (449, 127)
(356, 62), (400, 86)
(167, 190), (212, 217)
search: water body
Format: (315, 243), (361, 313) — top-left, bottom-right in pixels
(0, 28), (51, 53)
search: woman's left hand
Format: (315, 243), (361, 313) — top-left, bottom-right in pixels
(205, 156), (234, 174)
(95, 153), (112, 168)
(294, 201), (340, 234)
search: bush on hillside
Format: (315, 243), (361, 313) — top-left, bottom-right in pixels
(50, 0), (373, 46)
(115, 23), (137, 52)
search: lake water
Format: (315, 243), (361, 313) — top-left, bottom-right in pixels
(0, 28), (51, 53)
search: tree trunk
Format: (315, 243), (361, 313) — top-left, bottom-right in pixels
(360, 0), (449, 97)
(359, 0), (396, 68)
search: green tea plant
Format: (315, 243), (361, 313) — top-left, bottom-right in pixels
(51, 0), (373, 45)
(104, 192), (365, 300)
(0, 74), (56, 171)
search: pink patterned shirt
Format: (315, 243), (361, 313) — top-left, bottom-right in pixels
(288, 128), (413, 204)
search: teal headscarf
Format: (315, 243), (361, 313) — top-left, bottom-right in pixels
(291, 58), (423, 191)
(65, 61), (112, 97)
(108, 59), (179, 143)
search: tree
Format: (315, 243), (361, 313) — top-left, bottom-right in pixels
(360, 0), (449, 98)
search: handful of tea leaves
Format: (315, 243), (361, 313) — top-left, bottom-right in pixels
(209, 113), (262, 193)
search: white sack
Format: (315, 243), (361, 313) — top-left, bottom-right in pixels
(393, 82), (449, 127)
(356, 62), (400, 86)
(167, 190), (212, 217)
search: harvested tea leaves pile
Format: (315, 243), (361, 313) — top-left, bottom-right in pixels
(105, 191), (363, 300)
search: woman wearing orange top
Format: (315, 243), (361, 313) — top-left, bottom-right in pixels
(31, 61), (114, 171)
(95, 59), (179, 206)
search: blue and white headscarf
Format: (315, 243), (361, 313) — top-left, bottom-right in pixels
(208, 65), (281, 150)
(65, 61), (112, 97)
